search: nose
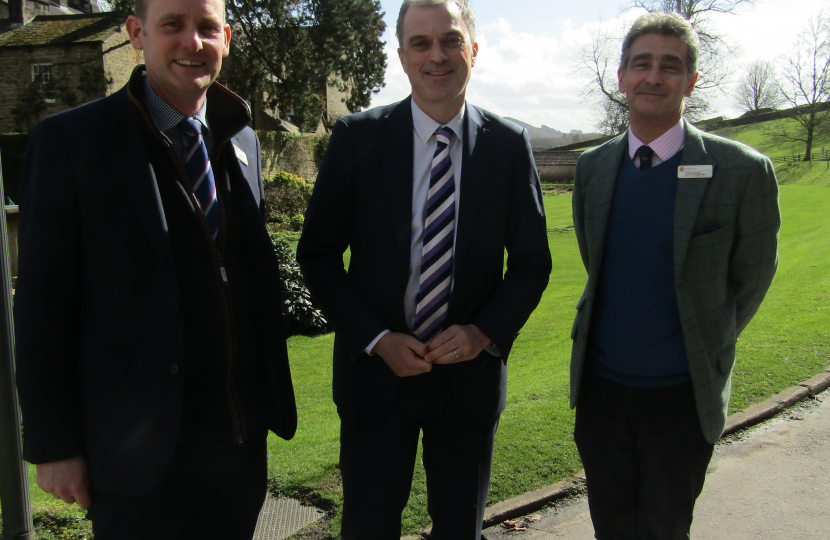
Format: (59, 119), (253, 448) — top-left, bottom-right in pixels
(427, 39), (448, 63)
(644, 65), (662, 85)
(180, 25), (203, 53)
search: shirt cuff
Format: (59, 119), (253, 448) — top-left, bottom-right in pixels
(365, 330), (390, 356)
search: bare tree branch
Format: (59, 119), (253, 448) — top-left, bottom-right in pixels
(763, 12), (830, 160)
(732, 60), (785, 112)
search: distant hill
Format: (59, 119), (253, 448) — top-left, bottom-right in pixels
(504, 117), (602, 150)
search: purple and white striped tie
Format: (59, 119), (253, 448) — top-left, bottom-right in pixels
(414, 126), (456, 342)
(179, 117), (220, 243)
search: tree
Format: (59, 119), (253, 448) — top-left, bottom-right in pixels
(732, 60), (785, 113)
(578, 0), (755, 134)
(762, 13), (830, 161)
(101, 0), (387, 132)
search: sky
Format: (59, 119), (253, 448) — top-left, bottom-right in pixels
(369, 0), (827, 133)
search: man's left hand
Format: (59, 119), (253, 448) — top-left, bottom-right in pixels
(425, 324), (491, 364)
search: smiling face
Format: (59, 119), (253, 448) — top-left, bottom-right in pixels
(618, 33), (698, 136)
(127, 0), (230, 116)
(397, 2), (477, 124)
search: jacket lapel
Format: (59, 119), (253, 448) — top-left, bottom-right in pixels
(113, 91), (177, 279)
(380, 98), (416, 285)
(586, 134), (627, 272)
(673, 122), (715, 276)
(453, 103), (490, 274)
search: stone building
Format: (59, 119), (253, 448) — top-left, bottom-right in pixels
(0, 8), (140, 133)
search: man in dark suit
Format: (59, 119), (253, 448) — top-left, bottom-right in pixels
(296, 1), (551, 538)
(14, 0), (296, 538)
(569, 12), (780, 539)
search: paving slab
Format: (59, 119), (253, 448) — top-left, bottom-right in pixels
(482, 390), (830, 540)
(253, 494), (325, 540)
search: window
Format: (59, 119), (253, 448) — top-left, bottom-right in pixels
(31, 63), (55, 103)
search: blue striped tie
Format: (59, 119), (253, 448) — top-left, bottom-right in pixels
(179, 118), (220, 242)
(414, 126), (456, 342)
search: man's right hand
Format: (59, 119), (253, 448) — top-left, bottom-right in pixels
(372, 332), (432, 377)
(36, 455), (91, 509)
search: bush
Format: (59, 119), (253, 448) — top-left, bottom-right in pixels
(270, 234), (328, 337)
(263, 171), (313, 230)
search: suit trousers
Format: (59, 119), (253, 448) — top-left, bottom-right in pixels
(339, 372), (500, 540)
(574, 370), (714, 540)
(87, 429), (268, 540)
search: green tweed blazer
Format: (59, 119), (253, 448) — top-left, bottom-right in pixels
(569, 122), (780, 444)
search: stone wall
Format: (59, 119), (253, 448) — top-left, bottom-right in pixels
(257, 131), (328, 183)
(102, 26), (142, 91)
(0, 26), (140, 133)
(0, 42), (101, 132)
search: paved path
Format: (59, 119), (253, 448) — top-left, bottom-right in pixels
(482, 390), (830, 539)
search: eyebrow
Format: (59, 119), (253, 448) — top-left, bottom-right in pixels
(630, 52), (683, 65)
(407, 29), (465, 46)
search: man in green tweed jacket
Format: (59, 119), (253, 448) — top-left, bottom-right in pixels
(569, 12), (780, 539)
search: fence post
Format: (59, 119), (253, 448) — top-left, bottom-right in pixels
(0, 148), (35, 540)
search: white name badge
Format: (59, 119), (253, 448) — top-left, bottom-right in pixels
(678, 165), (713, 179)
(233, 144), (249, 166)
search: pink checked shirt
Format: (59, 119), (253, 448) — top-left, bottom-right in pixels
(628, 118), (685, 169)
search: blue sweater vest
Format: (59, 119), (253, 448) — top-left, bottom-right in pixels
(587, 151), (690, 387)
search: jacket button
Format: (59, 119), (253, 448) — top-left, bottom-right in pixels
(170, 364), (180, 375)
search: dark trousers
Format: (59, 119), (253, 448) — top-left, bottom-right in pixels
(339, 374), (500, 540)
(574, 371), (714, 540)
(87, 430), (268, 540)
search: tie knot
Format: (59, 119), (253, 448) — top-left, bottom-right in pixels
(636, 145), (654, 171)
(179, 117), (203, 137)
(435, 126), (454, 144)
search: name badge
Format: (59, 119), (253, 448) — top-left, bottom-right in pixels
(678, 165), (712, 179)
(233, 144), (249, 166)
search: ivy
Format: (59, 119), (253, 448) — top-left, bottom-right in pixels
(270, 234), (328, 337)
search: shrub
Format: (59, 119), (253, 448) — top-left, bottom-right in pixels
(270, 234), (328, 337)
(263, 171), (313, 229)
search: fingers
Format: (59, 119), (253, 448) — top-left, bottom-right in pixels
(425, 324), (491, 363)
(375, 332), (432, 377)
(36, 457), (91, 508)
(74, 483), (92, 510)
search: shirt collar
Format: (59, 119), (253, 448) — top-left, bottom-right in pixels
(143, 75), (210, 134)
(628, 117), (685, 162)
(411, 98), (465, 146)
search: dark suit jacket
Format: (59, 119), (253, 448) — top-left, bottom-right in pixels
(14, 71), (296, 495)
(570, 122), (780, 443)
(297, 97), (552, 420)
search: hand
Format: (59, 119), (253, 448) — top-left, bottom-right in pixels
(425, 324), (491, 364)
(36, 456), (91, 509)
(372, 332), (432, 377)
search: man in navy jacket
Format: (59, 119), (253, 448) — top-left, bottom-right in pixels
(14, 0), (295, 538)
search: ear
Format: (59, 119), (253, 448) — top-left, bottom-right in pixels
(398, 48), (407, 74)
(617, 68), (626, 93)
(470, 41), (478, 67)
(126, 15), (144, 51)
(223, 23), (231, 58)
(684, 72), (698, 98)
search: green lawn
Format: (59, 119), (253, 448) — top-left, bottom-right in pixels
(10, 121), (830, 537)
(266, 184), (830, 536)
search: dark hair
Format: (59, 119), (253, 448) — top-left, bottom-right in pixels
(396, 0), (476, 49)
(620, 12), (699, 76)
(134, 0), (227, 21)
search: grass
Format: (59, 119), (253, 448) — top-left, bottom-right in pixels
(7, 117), (830, 537)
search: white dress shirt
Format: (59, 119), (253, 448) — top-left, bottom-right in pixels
(365, 100), (468, 353)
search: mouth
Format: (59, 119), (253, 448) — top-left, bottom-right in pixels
(174, 59), (205, 67)
(425, 69), (453, 77)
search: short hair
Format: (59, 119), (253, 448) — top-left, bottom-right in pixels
(134, 0), (227, 21)
(620, 12), (700, 77)
(396, 0), (476, 49)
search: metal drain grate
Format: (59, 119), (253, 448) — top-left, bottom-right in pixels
(252, 494), (325, 540)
